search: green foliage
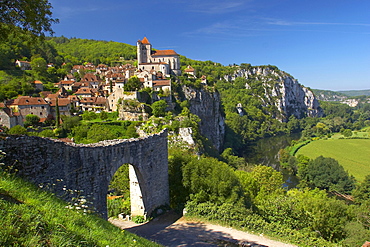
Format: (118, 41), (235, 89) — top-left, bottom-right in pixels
(61, 115), (81, 131)
(81, 111), (98, 121)
(24, 114), (40, 127)
(342, 129), (353, 137)
(107, 197), (130, 218)
(109, 165), (130, 196)
(100, 111), (108, 120)
(132, 215), (146, 224)
(0, 0), (58, 40)
(48, 37), (136, 65)
(220, 148), (246, 169)
(353, 175), (370, 203)
(298, 156), (356, 194)
(185, 200), (335, 247)
(124, 76), (142, 91)
(71, 121), (138, 144)
(38, 129), (55, 138)
(0, 172), (159, 246)
(168, 148), (194, 208)
(182, 156), (242, 205)
(8, 125), (27, 135)
(151, 100), (167, 117)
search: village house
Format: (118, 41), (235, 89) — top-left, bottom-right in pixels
(0, 103), (22, 128)
(75, 88), (94, 98)
(34, 80), (44, 91)
(56, 80), (74, 91)
(47, 98), (72, 117)
(184, 65), (196, 78)
(7, 96), (51, 123)
(81, 73), (102, 89)
(15, 60), (31, 70)
(79, 97), (108, 112)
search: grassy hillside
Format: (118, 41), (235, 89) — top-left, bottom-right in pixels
(0, 173), (160, 247)
(296, 138), (370, 182)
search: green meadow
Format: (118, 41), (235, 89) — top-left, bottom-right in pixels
(296, 138), (370, 182)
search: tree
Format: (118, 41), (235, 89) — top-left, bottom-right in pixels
(124, 76), (142, 91)
(0, 0), (58, 40)
(342, 129), (353, 138)
(24, 114), (40, 127)
(353, 175), (370, 203)
(55, 97), (60, 128)
(151, 100), (167, 117)
(30, 56), (47, 76)
(298, 156), (356, 194)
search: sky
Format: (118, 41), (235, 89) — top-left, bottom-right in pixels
(48, 0), (370, 91)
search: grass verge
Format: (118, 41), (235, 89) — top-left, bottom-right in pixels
(0, 173), (161, 247)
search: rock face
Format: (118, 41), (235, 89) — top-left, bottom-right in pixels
(182, 86), (225, 151)
(227, 66), (323, 121)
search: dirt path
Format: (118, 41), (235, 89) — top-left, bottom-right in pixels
(109, 212), (297, 247)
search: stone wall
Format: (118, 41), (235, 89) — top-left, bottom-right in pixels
(0, 130), (169, 219)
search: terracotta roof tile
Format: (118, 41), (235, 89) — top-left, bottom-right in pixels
(152, 50), (178, 56)
(153, 80), (171, 87)
(48, 98), (71, 107)
(15, 96), (49, 106)
(141, 37), (150, 44)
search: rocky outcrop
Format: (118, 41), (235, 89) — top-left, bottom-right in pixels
(182, 86), (225, 151)
(227, 66), (323, 121)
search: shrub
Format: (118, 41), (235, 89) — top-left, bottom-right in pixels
(8, 125), (27, 135)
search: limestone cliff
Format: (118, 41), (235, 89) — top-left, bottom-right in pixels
(226, 66), (323, 121)
(182, 86), (225, 151)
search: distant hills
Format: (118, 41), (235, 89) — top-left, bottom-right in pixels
(337, 89), (370, 97)
(312, 89), (370, 102)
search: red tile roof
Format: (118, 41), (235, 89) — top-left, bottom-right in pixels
(48, 98), (71, 107)
(14, 96), (49, 106)
(75, 88), (93, 95)
(152, 50), (178, 56)
(153, 80), (171, 87)
(141, 37), (150, 44)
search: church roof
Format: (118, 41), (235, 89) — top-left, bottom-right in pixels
(141, 37), (150, 44)
(152, 50), (178, 56)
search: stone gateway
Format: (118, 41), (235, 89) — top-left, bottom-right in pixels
(1, 130), (169, 219)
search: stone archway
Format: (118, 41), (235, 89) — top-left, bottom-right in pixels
(1, 130), (169, 219)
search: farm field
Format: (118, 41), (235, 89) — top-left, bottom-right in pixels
(296, 138), (370, 182)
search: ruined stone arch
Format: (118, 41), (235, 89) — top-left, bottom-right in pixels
(2, 130), (169, 219)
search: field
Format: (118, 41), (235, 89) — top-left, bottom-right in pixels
(296, 138), (370, 182)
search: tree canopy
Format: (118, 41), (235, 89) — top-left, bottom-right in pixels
(0, 0), (58, 40)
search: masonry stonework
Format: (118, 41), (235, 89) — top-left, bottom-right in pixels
(1, 130), (169, 219)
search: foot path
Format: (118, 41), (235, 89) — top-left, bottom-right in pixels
(109, 212), (297, 247)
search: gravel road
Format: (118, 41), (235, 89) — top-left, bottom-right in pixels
(109, 212), (297, 247)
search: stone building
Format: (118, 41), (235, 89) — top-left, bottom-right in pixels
(137, 37), (181, 77)
(8, 96), (51, 122)
(0, 103), (22, 128)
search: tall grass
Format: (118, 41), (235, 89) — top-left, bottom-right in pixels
(0, 173), (161, 247)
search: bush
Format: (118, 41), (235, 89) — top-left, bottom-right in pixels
(8, 125), (27, 135)
(132, 215), (146, 224)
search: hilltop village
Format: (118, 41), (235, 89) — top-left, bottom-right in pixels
(0, 37), (200, 129)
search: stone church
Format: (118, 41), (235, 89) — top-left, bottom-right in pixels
(136, 37), (181, 77)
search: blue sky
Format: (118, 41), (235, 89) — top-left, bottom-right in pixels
(49, 0), (369, 91)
